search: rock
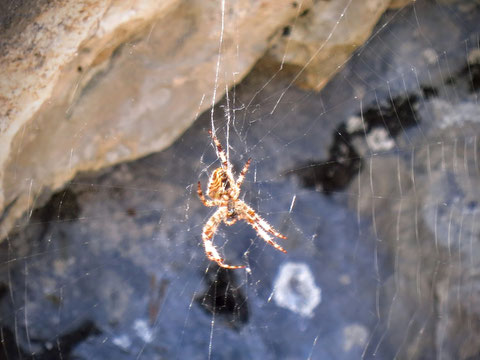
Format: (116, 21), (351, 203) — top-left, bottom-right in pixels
(265, 0), (393, 90)
(389, 0), (414, 8)
(1, 0), (404, 238)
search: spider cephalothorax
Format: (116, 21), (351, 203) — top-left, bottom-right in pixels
(197, 130), (287, 269)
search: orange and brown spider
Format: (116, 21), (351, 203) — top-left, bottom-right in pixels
(197, 130), (287, 269)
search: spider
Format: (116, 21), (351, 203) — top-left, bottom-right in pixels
(197, 130), (287, 269)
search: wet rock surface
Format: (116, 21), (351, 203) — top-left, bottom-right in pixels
(1, 1), (480, 359)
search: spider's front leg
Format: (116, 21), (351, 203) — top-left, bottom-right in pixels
(197, 181), (214, 207)
(209, 130), (229, 170)
(203, 208), (245, 269)
(236, 158), (252, 189)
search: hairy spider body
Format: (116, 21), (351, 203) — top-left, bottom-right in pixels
(197, 131), (287, 269)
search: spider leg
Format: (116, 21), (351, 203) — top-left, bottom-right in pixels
(257, 216), (288, 240)
(209, 130), (229, 171)
(209, 130), (237, 188)
(203, 208), (245, 269)
(236, 158), (252, 189)
(238, 202), (287, 253)
(242, 202), (287, 239)
(197, 181), (214, 207)
(224, 217), (238, 226)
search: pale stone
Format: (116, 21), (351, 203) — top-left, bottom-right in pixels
(389, 0), (414, 9)
(265, 0), (393, 90)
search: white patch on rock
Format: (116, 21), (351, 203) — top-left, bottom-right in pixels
(133, 319), (153, 343)
(467, 48), (480, 65)
(346, 115), (363, 133)
(113, 334), (132, 350)
(431, 100), (480, 129)
(339, 274), (351, 285)
(422, 48), (439, 64)
(343, 324), (368, 352)
(272, 262), (321, 318)
(366, 128), (395, 151)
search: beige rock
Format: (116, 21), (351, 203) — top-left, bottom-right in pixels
(0, 0), (401, 237)
(265, 0), (393, 91)
(389, 0), (414, 9)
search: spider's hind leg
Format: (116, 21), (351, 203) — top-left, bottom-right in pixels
(258, 217), (287, 240)
(203, 208), (245, 269)
(251, 222), (288, 253)
(240, 203), (287, 253)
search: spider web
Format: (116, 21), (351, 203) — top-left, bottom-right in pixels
(2, 0), (480, 359)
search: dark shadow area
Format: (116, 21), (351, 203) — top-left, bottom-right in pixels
(196, 266), (249, 330)
(288, 94), (420, 193)
(0, 321), (101, 360)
